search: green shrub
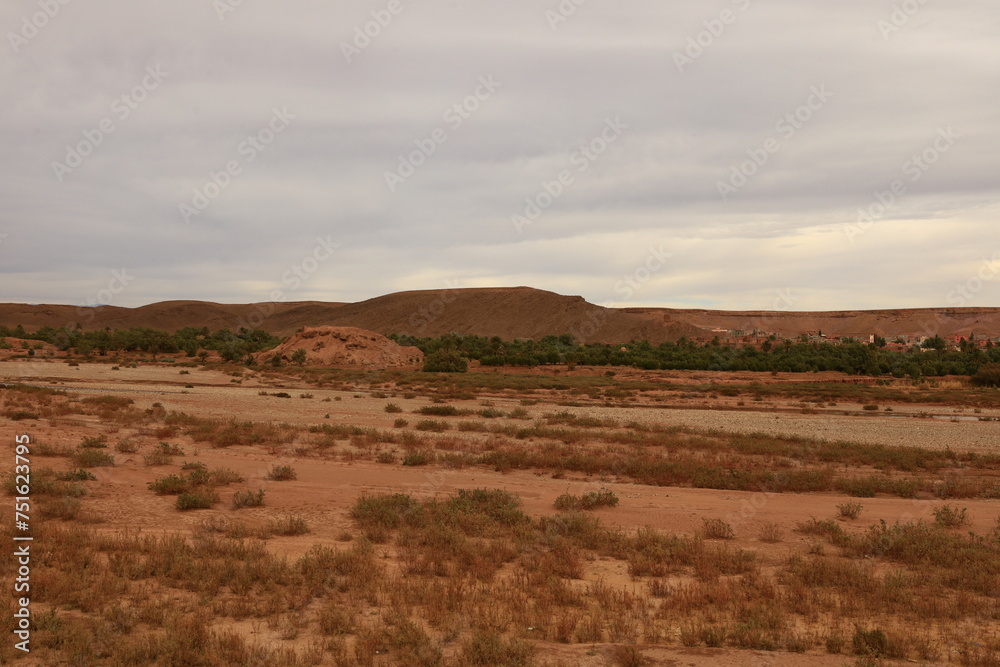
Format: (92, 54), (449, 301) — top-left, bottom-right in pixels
(232, 489), (265, 509)
(73, 448), (114, 468)
(148, 474), (191, 495)
(58, 469), (96, 482)
(402, 451), (435, 466)
(414, 419), (449, 432)
(176, 489), (219, 510)
(422, 350), (468, 373)
(554, 488), (619, 511)
(970, 362), (1000, 387)
(932, 504), (969, 528)
(384, 403), (403, 413)
(417, 405), (460, 416)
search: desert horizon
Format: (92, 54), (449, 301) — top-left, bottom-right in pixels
(3, 1), (999, 665)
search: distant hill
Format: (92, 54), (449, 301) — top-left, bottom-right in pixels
(2, 289), (999, 343)
(627, 307), (1000, 339)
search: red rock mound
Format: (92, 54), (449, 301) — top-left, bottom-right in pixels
(259, 326), (422, 369)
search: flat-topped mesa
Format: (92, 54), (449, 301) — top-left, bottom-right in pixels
(256, 326), (423, 369)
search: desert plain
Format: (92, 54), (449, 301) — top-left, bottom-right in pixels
(2, 334), (1000, 667)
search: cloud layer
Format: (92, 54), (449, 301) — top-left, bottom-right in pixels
(1, 0), (997, 311)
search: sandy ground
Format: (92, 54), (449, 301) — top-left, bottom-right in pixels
(3, 360), (1000, 665)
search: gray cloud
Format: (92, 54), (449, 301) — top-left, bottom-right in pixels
(1, 0), (997, 311)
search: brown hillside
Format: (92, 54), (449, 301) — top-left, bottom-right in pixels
(3, 289), (1000, 343)
(0, 300), (340, 334)
(264, 287), (703, 343)
(256, 326), (422, 369)
(632, 307), (1000, 338)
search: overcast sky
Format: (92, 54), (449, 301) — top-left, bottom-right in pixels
(1, 0), (998, 312)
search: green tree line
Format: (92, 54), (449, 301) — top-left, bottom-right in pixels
(389, 332), (1000, 379)
(0, 324), (279, 362)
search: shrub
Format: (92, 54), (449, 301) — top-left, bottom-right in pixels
(114, 438), (139, 454)
(970, 363), (1000, 387)
(384, 403), (403, 413)
(58, 469), (96, 482)
(80, 435), (108, 448)
(271, 514), (309, 535)
(73, 449), (114, 468)
(460, 630), (533, 666)
(148, 474), (191, 495)
(232, 489), (265, 509)
(402, 451), (435, 466)
(417, 405), (460, 416)
(176, 489), (219, 510)
(266, 465), (296, 481)
(837, 501), (863, 520)
(143, 450), (173, 466)
(862, 404), (879, 411)
(758, 522), (783, 543)
(702, 517), (735, 540)
(393, 418), (409, 428)
(554, 488), (619, 511)
(157, 441), (183, 455)
(4, 410), (39, 421)
(422, 350), (468, 373)
(852, 627), (889, 657)
(932, 504), (969, 528)
(414, 419), (449, 432)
